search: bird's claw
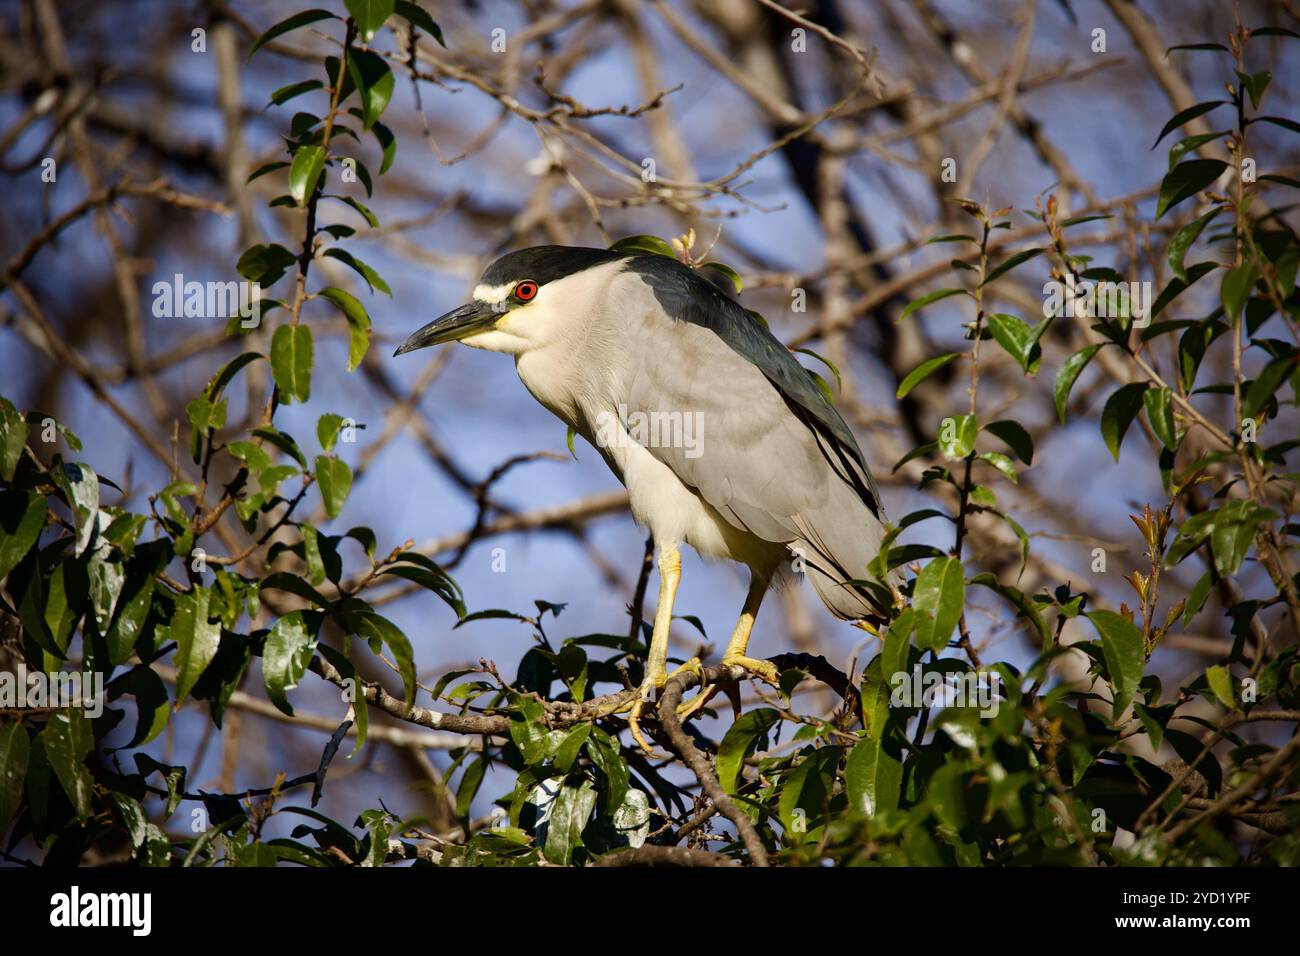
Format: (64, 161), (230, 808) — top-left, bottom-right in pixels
(625, 658), (706, 754)
(720, 654), (781, 688)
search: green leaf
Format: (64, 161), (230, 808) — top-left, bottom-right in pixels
(263, 612), (318, 716)
(172, 587), (222, 704)
(1250, 27), (1300, 40)
(699, 261), (743, 294)
(980, 248), (1043, 288)
(249, 9), (338, 58)
(395, 1), (445, 45)
(844, 736), (902, 817)
(977, 451), (1018, 484)
(969, 573), (1049, 646)
(351, 611), (416, 707)
(1237, 70), (1271, 110)
(1244, 354), (1298, 419)
(271, 324), (313, 403)
(52, 462), (98, 557)
(897, 352), (960, 399)
(1100, 382), (1148, 461)
(0, 721), (29, 835)
(1166, 500), (1274, 575)
(1205, 664), (1234, 708)
(1183, 572), (1213, 627)
(1086, 610), (1144, 719)
(110, 665), (170, 748)
(315, 456), (353, 520)
(986, 313), (1046, 373)
(346, 48), (394, 131)
(379, 558), (465, 619)
(938, 414), (977, 460)
(861, 615), (910, 738)
(205, 351), (266, 401)
(88, 540), (125, 635)
(43, 709), (95, 823)
(1142, 386), (1178, 451)
(793, 348), (841, 393)
(1156, 160), (1227, 219)
(317, 413), (345, 453)
(320, 249), (391, 297)
(609, 235), (675, 258)
(111, 792), (148, 850)
(318, 287), (371, 370)
(716, 708), (780, 793)
(900, 287), (965, 321)
(1167, 209), (1220, 282)
(1151, 101), (1226, 148)
(778, 746), (841, 841)
(324, 194), (380, 228)
(1054, 344), (1102, 422)
(1254, 115), (1300, 136)
(345, 0), (395, 41)
(0, 490), (46, 582)
(372, 120), (397, 175)
(1220, 262), (1257, 322)
(1168, 131), (1229, 169)
(269, 79), (324, 107)
(552, 724), (590, 775)
(289, 145), (326, 206)
(543, 776), (597, 865)
(251, 426), (307, 469)
(247, 161), (289, 184)
(982, 420), (1033, 465)
(0, 396), (27, 481)
(912, 556), (965, 652)
(1153, 261), (1217, 320)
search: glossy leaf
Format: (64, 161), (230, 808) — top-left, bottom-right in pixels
(1156, 160), (1227, 219)
(315, 456), (353, 520)
(263, 612), (318, 716)
(271, 324), (313, 403)
(289, 145), (326, 205)
(1100, 382), (1148, 461)
(912, 556), (965, 652)
(172, 586), (222, 704)
(1086, 610), (1144, 719)
(345, 0), (394, 41)
(249, 9), (338, 58)
(318, 287), (371, 370)
(938, 414), (977, 460)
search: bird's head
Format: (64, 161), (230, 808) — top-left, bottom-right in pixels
(394, 245), (627, 357)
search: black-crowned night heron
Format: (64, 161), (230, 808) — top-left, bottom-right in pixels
(397, 246), (892, 749)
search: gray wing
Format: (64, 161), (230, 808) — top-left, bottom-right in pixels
(617, 262), (891, 620)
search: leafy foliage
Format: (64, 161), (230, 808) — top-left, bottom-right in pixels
(2, 9), (1299, 869)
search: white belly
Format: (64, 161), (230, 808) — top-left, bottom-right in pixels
(615, 433), (786, 570)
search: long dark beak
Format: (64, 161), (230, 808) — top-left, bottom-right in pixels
(394, 301), (498, 355)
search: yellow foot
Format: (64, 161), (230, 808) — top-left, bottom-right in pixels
(721, 654), (781, 687)
(626, 658), (703, 754)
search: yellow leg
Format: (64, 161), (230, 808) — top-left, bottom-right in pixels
(677, 572), (778, 723)
(627, 545), (681, 753)
(720, 572), (779, 685)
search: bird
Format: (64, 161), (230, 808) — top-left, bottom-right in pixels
(396, 245), (895, 750)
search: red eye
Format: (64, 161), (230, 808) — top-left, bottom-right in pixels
(515, 280), (538, 301)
